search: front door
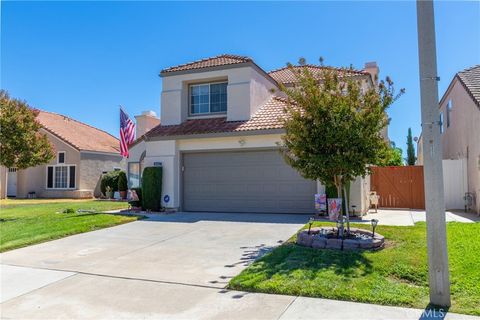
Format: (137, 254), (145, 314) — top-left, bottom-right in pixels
(7, 168), (17, 197)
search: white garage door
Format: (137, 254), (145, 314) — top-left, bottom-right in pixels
(183, 150), (316, 213)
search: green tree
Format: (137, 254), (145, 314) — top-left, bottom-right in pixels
(406, 127), (416, 165)
(379, 141), (404, 166)
(280, 59), (403, 233)
(0, 90), (54, 169)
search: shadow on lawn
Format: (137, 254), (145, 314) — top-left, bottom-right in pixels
(255, 243), (373, 280)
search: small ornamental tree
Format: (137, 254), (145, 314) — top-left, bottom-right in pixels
(406, 127), (416, 165)
(0, 90), (54, 169)
(280, 58), (403, 234)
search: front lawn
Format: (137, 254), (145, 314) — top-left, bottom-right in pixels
(229, 221), (480, 316)
(0, 199), (137, 252)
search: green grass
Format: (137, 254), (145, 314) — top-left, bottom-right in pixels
(229, 221), (480, 316)
(0, 199), (138, 252)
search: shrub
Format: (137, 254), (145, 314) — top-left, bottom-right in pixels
(62, 208), (75, 214)
(142, 167), (162, 211)
(117, 171), (128, 192)
(100, 170), (122, 194)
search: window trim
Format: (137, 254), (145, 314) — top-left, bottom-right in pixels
(45, 164), (76, 190)
(188, 81), (228, 117)
(57, 151), (66, 164)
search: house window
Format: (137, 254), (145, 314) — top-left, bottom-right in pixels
(190, 82), (227, 115)
(46, 165), (76, 189)
(446, 100), (452, 128)
(58, 152), (65, 164)
(128, 162), (140, 188)
(439, 112), (444, 134)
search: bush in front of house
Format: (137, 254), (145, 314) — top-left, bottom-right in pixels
(100, 170), (123, 195)
(142, 167), (162, 211)
(117, 171), (128, 192)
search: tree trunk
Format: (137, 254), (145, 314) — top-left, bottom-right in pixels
(343, 184), (351, 235)
(334, 175), (344, 238)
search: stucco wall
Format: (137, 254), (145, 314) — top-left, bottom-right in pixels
(11, 129), (124, 199)
(439, 78), (480, 213)
(79, 152), (125, 197)
(16, 130), (81, 198)
(160, 66), (276, 125)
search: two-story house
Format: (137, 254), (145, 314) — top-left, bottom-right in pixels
(127, 54), (379, 214)
(417, 65), (479, 213)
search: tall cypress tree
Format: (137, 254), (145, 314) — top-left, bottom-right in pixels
(406, 127), (416, 165)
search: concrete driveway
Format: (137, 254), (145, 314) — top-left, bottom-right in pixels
(1, 212), (307, 319)
(1, 212), (477, 320)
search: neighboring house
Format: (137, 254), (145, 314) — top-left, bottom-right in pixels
(417, 65), (480, 213)
(0, 110), (124, 199)
(128, 54), (380, 214)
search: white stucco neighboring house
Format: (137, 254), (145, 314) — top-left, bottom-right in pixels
(128, 54), (380, 214)
(417, 65), (480, 213)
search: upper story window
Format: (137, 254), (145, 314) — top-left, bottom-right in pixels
(446, 99), (452, 128)
(58, 152), (65, 164)
(190, 82), (227, 115)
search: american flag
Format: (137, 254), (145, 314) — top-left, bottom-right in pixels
(120, 107), (136, 158)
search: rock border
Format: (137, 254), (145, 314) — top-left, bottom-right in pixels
(296, 227), (384, 250)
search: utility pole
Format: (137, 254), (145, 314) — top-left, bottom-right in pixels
(416, 0), (451, 307)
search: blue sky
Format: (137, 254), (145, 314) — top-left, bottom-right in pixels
(1, 1), (479, 156)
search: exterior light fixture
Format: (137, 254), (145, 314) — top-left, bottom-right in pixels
(307, 217), (315, 234)
(371, 219), (379, 237)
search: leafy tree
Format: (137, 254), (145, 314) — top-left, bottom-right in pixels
(406, 127), (416, 165)
(0, 90), (54, 169)
(280, 58), (403, 234)
(379, 141), (404, 166)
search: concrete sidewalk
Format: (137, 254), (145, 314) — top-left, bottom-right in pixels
(312, 209), (480, 226)
(1, 265), (477, 320)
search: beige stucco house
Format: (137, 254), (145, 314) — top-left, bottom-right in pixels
(417, 65), (480, 213)
(0, 110), (124, 199)
(128, 54), (381, 214)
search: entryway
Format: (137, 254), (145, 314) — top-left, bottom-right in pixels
(7, 168), (17, 197)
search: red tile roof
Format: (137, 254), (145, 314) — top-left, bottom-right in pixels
(269, 65), (369, 85)
(161, 54), (252, 74)
(145, 96), (288, 138)
(36, 110), (120, 153)
(457, 65), (480, 107)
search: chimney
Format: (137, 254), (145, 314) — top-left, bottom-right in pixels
(135, 110), (160, 138)
(364, 62), (379, 85)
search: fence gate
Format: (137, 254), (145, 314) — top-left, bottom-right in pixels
(370, 166), (425, 209)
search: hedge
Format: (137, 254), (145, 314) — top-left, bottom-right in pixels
(142, 167), (162, 211)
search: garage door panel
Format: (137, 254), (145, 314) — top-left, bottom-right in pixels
(183, 150), (316, 214)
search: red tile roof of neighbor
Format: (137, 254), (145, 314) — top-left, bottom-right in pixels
(457, 65), (480, 107)
(268, 65), (369, 85)
(161, 54), (253, 74)
(145, 96), (288, 138)
(35, 110), (120, 153)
